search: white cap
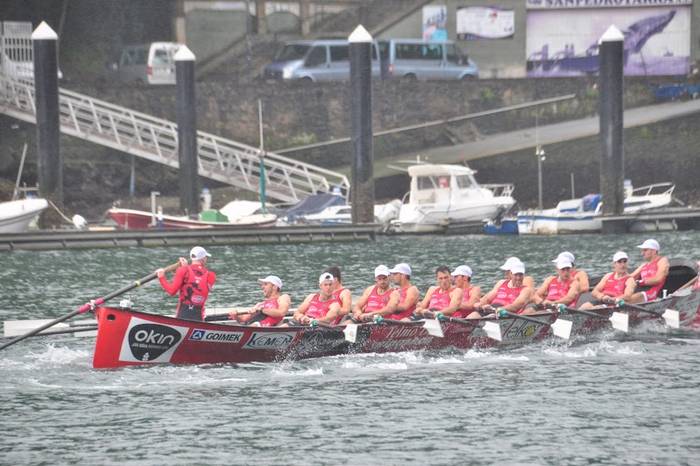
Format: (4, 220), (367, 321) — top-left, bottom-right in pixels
(612, 251), (629, 262)
(637, 239), (660, 251)
(258, 275), (283, 290)
(552, 251), (575, 264)
(500, 257), (520, 271)
(190, 246), (211, 260)
(389, 263), (412, 276)
(319, 272), (334, 284)
(555, 257), (573, 269)
(374, 265), (390, 277)
(510, 261), (525, 274)
(451, 265), (473, 277)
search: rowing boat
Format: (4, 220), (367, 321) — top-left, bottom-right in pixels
(91, 260), (700, 369)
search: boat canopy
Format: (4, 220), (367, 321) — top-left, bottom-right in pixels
(407, 164), (476, 177)
(284, 193), (345, 221)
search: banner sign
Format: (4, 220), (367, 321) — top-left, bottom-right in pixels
(457, 6), (515, 40)
(526, 6), (690, 76)
(423, 5), (448, 41)
(526, 0), (692, 9)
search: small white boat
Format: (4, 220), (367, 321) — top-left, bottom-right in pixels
(301, 200), (402, 226)
(0, 198), (49, 233)
(517, 182), (675, 235)
(392, 164), (515, 233)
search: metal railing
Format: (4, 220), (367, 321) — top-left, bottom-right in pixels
(0, 72), (349, 203)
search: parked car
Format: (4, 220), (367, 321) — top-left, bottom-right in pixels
(262, 39), (380, 82)
(378, 39), (478, 80)
(110, 42), (179, 85)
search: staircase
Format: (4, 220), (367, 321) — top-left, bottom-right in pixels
(0, 73), (349, 203)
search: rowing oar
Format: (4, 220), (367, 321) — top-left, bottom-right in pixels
(441, 315), (504, 342)
(553, 304), (629, 332)
(0, 262), (179, 352)
(1, 325), (99, 340)
(493, 309), (573, 340)
(615, 300), (680, 329)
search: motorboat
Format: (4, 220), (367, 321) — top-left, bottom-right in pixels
(392, 164), (516, 233)
(299, 200), (402, 226)
(517, 182), (676, 235)
(107, 207), (277, 230)
(0, 198), (49, 233)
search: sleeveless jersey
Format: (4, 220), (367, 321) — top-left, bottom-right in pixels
(602, 272), (629, 298)
(306, 293), (337, 319)
(639, 257), (664, 301)
(388, 286), (416, 320)
(453, 287), (474, 318)
(428, 287), (453, 311)
(545, 277), (577, 305)
(493, 280), (525, 313)
(365, 286), (392, 312)
(259, 297), (284, 327)
(178, 264), (213, 320)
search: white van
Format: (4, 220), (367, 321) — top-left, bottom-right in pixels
(112, 42), (179, 85)
(378, 39), (478, 80)
(262, 39), (380, 82)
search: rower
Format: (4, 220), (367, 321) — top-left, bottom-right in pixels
(349, 265), (399, 322)
(451, 265), (482, 319)
(156, 246), (216, 321)
(290, 272), (341, 325)
(580, 251), (636, 309)
(628, 239), (670, 304)
(532, 256), (580, 308)
(414, 265), (463, 318)
(324, 266), (352, 322)
(475, 260), (532, 315)
(234, 275), (290, 327)
(500, 257), (535, 289)
(387, 263), (419, 320)
(552, 251), (590, 292)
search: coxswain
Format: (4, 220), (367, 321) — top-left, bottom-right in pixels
(532, 256), (581, 308)
(451, 265), (482, 319)
(475, 260), (532, 315)
(349, 265), (399, 322)
(628, 239), (670, 304)
(291, 272), (341, 325)
(580, 251), (636, 309)
(552, 251), (590, 292)
(324, 266), (352, 322)
(156, 246), (217, 321)
(414, 265), (463, 318)
(387, 263), (419, 320)
(234, 275), (290, 327)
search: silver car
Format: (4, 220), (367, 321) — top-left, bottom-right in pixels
(379, 39), (478, 80)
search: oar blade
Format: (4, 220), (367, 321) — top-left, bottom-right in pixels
(609, 312), (629, 333)
(423, 319), (444, 338)
(482, 321), (502, 342)
(4, 320), (56, 337)
(662, 309), (680, 329)
(343, 323), (358, 343)
(551, 318), (573, 340)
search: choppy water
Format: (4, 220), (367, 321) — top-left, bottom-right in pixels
(2, 232), (700, 465)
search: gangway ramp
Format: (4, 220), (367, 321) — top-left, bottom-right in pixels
(0, 73), (349, 203)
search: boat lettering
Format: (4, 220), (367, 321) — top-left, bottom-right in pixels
(504, 322), (539, 339)
(366, 336), (434, 352)
(125, 323), (183, 361)
(293, 330), (347, 355)
(189, 329), (244, 344)
(385, 326), (425, 339)
(243, 332), (295, 349)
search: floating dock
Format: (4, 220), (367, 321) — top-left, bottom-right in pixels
(0, 224), (378, 252)
(601, 207), (700, 233)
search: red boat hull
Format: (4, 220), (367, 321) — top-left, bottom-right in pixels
(92, 286), (700, 369)
(107, 208), (277, 230)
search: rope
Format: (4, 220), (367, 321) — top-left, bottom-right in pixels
(47, 199), (74, 225)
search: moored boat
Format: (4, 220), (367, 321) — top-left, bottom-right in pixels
(107, 207), (278, 230)
(0, 198), (49, 233)
(91, 260), (699, 369)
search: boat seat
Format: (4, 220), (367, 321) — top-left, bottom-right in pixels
(663, 258), (698, 294)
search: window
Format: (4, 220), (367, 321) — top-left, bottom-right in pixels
(329, 45), (348, 62)
(304, 46), (326, 67)
(417, 176), (437, 190)
(152, 49), (169, 65)
(395, 43), (442, 60)
(446, 44), (459, 64)
(276, 44), (310, 61)
(455, 175), (475, 189)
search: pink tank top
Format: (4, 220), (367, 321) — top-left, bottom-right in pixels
(602, 272), (629, 298)
(546, 277), (577, 305)
(640, 257), (664, 300)
(453, 287), (473, 318)
(494, 280), (525, 313)
(366, 285), (392, 312)
(387, 286), (416, 320)
(428, 287), (452, 311)
(259, 297), (283, 327)
(306, 293), (336, 319)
